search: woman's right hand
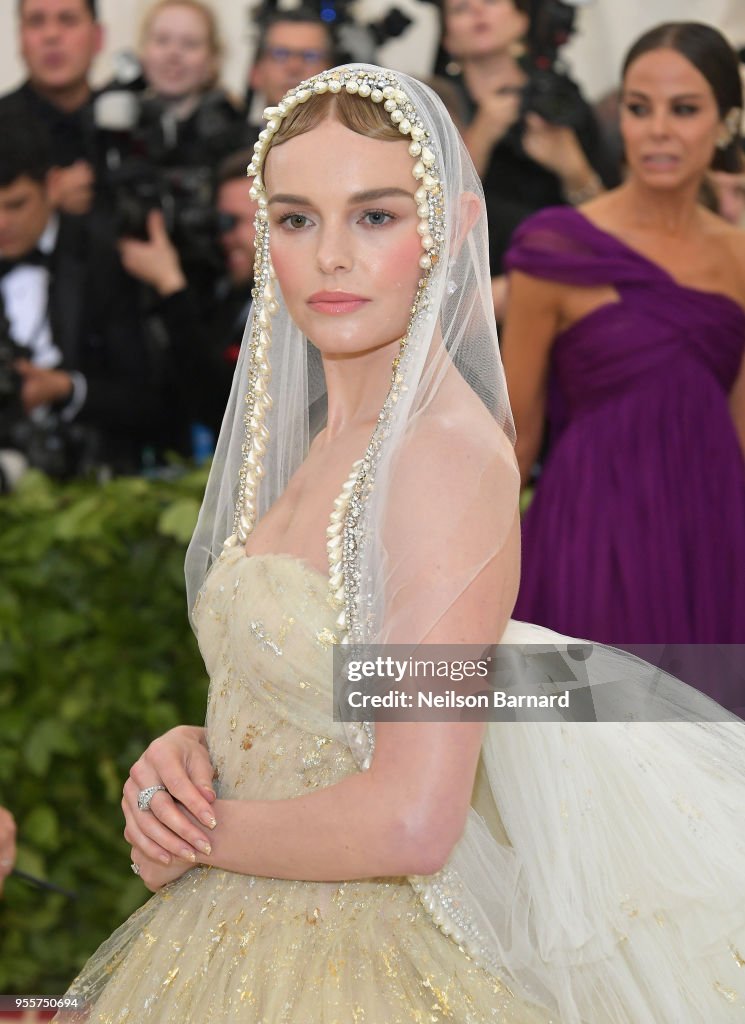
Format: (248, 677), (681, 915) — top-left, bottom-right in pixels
(122, 726), (217, 865)
(0, 807), (17, 895)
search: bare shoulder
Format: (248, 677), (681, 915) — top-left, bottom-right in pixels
(393, 371), (517, 503)
(699, 207), (745, 297)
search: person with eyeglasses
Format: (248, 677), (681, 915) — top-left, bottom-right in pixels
(246, 8), (336, 128)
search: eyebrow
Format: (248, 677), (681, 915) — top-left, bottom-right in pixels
(623, 90), (706, 101)
(268, 187), (415, 206)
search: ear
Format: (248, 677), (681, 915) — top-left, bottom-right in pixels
(453, 190), (481, 255)
(93, 22), (104, 57)
(249, 60), (263, 92)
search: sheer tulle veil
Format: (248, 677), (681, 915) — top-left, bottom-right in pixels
(184, 66), (745, 1023)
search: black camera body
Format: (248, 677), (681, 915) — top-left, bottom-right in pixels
(522, 0), (590, 128)
(0, 308), (97, 483)
(96, 88), (239, 266)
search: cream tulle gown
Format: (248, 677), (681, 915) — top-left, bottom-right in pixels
(57, 547), (552, 1023)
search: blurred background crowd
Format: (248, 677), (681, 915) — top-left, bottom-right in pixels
(0, 0), (743, 491)
(1, 0), (745, 987)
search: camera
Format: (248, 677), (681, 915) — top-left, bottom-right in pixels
(94, 77), (238, 266)
(0, 308), (97, 487)
(522, 0), (593, 128)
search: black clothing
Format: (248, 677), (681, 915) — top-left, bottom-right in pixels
(446, 68), (621, 274)
(0, 214), (156, 473)
(0, 80), (97, 168)
(151, 280), (251, 446)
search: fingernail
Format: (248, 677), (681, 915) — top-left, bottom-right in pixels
(197, 840), (212, 856)
(201, 813), (217, 829)
(159, 853), (171, 865)
(181, 848), (197, 863)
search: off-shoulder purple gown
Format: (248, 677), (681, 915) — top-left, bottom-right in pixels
(505, 207), (745, 708)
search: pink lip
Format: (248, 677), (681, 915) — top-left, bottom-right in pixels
(308, 291), (370, 314)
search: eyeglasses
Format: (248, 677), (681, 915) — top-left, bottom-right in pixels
(261, 46), (329, 65)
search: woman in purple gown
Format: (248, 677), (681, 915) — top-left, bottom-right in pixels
(502, 23), (745, 710)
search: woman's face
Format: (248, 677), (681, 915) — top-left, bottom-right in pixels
(443, 0), (527, 62)
(621, 48), (725, 190)
(141, 4), (216, 101)
(264, 116), (425, 358)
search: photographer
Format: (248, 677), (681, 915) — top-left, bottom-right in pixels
(96, 0), (248, 306)
(0, 113), (154, 488)
(119, 150), (258, 446)
(438, 0), (619, 276)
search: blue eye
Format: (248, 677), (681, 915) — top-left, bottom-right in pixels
(361, 210), (395, 226)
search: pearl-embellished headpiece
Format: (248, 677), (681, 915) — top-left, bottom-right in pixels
(230, 66), (446, 561)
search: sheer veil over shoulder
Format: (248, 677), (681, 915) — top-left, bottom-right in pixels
(62, 67), (745, 1024)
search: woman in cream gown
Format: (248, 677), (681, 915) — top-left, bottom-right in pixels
(57, 65), (745, 1024)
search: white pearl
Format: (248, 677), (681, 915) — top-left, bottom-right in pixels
(370, 89), (383, 103)
(257, 209), (269, 221)
(417, 203), (429, 218)
(249, 186), (259, 200)
(384, 99), (397, 112)
(414, 186), (428, 204)
(258, 129), (271, 142)
(313, 79), (328, 93)
(263, 106), (281, 119)
(382, 85), (395, 99)
(358, 83), (371, 97)
(423, 173), (438, 189)
(416, 221), (429, 236)
(410, 125), (424, 141)
(257, 195), (268, 209)
(296, 89), (311, 102)
(398, 119), (411, 134)
(390, 109), (403, 124)
(412, 161), (425, 179)
(394, 89), (407, 104)
(408, 141), (422, 157)
(266, 117), (280, 132)
(421, 147), (435, 167)
(278, 100), (288, 114)
(328, 79), (342, 94)
(419, 254), (432, 269)
(422, 235), (434, 250)
(345, 79), (359, 93)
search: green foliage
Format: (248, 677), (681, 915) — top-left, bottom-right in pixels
(0, 469), (210, 993)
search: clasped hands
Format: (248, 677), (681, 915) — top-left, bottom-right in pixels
(122, 725), (218, 892)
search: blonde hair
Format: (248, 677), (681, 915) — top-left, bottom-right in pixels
(140, 0), (223, 87)
(270, 90), (404, 148)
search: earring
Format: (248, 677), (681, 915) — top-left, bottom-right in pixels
(718, 107), (742, 149)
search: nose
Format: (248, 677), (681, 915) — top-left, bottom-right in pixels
(315, 223), (353, 275)
(649, 107), (671, 139)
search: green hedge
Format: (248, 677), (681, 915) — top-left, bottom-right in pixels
(0, 469), (210, 993)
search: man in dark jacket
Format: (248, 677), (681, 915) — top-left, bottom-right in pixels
(0, 0), (102, 215)
(0, 112), (154, 482)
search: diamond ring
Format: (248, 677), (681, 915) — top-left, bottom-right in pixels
(137, 785), (168, 811)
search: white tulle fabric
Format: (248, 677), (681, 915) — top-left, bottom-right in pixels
(184, 66), (745, 1023)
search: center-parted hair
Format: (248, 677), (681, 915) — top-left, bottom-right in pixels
(622, 21), (743, 173)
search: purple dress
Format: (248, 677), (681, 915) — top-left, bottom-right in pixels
(505, 207), (745, 708)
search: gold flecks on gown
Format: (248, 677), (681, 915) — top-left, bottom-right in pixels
(55, 549), (551, 1024)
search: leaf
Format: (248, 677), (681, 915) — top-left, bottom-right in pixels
(22, 805), (60, 850)
(158, 497), (202, 543)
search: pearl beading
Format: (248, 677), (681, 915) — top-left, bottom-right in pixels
(231, 68), (494, 977)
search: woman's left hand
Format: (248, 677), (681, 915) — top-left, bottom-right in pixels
(129, 846), (194, 893)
